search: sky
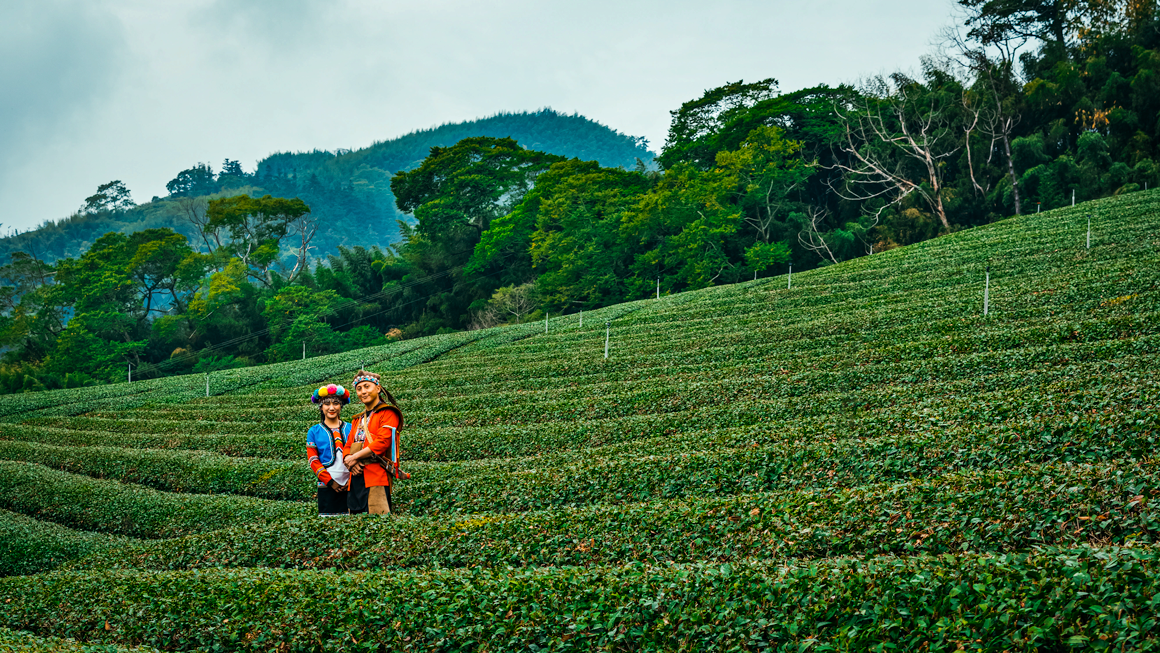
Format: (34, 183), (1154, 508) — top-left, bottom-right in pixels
(0, 0), (957, 233)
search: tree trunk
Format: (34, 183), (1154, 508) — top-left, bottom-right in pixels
(1001, 130), (1022, 215)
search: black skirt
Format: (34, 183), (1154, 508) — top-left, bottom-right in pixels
(317, 484), (348, 515)
(346, 473), (369, 514)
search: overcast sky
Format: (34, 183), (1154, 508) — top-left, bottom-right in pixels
(0, 0), (957, 233)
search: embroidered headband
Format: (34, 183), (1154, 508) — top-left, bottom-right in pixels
(351, 370), (382, 388)
(311, 384), (351, 405)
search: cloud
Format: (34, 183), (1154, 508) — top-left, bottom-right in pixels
(0, 1), (127, 227)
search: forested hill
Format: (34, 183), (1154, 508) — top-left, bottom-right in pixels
(0, 109), (654, 264)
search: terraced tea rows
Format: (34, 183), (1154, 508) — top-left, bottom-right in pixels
(1, 192), (1158, 650)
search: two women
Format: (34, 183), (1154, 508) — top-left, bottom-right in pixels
(304, 370), (404, 515)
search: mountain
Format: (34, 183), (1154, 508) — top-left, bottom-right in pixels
(0, 109), (655, 264)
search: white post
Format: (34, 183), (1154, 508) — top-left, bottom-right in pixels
(656, 277), (660, 300)
(1037, 203), (1041, 213)
(983, 265), (990, 316)
(754, 270), (757, 281)
(1086, 214), (1091, 249)
(787, 264), (792, 289)
(128, 363), (131, 383)
(205, 373), (210, 397)
(302, 341), (306, 360)
(604, 321), (610, 359)
(1072, 189), (1075, 206)
(870, 244), (873, 255)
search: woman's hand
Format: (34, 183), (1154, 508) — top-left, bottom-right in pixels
(349, 461), (364, 475)
(343, 454), (359, 467)
(327, 480), (346, 492)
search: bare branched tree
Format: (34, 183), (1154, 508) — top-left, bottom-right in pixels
(175, 197), (220, 255)
(497, 282), (537, 323)
(469, 305), (502, 330)
(470, 282), (537, 329)
(939, 24), (1027, 215)
(797, 205), (841, 264)
(829, 75), (960, 230)
(282, 211), (318, 284)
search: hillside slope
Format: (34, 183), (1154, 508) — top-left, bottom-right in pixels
(0, 191), (1158, 649)
(0, 109), (654, 263)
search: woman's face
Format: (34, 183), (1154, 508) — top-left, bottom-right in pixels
(321, 398), (342, 420)
(355, 381), (380, 406)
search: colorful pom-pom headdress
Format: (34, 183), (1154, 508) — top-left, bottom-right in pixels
(311, 383), (351, 405)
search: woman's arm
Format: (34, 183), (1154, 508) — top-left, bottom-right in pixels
(306, 428), (334, 485)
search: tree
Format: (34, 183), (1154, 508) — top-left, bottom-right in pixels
(125, 229), (208, 319)
(830, 73), (963, 230)
(469, 282), (538, 329)
(622, 163), (744, 289)
(41, 311), (144, 382)
(659, 79), (781, 170)
(166, 163), (217, 198)
(714, 125), (814, 243)
(958, 0), (1075, 58)
(941, 11), (1032, 215)
(391, 137), (565, 242)
(206, 194), (312, 287)
(0, 252), (61, 361)
(81, 180), (135, 214)
(284, 207), (319, 284)
(527, 165), (651, 310)
(175, 196), (222, 256)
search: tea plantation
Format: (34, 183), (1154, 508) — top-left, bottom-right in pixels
(0, 192), (1157, 651)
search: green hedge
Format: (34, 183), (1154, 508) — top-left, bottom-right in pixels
(4, 547), (1159, 651)
(0, 462), (308, 538)
(0, 509), (131, 576)
(7, 387), (1150, 516)
(5, 386), (1152, 515)
(71, 462), (1160, 573)
(392, 405), (1158, 515)
(78, 323), (1160, 427)
(0, 628), (161, 653)
(0, 425), (300, 461)
(0, 441), (310, 501)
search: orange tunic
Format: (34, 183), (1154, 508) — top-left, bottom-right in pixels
(350, 404), (402, 488)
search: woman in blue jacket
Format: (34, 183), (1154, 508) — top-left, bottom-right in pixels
(306, 384), (353, 515)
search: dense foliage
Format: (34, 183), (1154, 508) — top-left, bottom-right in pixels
(2, 4), (1159, 391)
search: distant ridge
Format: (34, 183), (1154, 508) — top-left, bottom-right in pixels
(0, 109), (655, 264)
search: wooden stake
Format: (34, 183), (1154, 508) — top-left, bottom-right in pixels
(983, 265), (990, 316)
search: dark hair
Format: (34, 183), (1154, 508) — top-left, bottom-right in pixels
(379, 389), (403, 424)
